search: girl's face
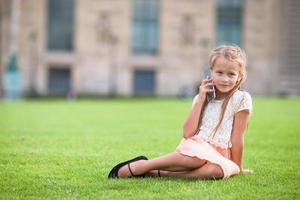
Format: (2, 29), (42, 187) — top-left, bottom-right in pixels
(211, 57), (240, 98)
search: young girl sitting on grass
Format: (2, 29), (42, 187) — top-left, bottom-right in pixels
(108, 44), (253, 179)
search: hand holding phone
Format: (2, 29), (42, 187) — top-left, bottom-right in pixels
(205, 75), (216, 102)
(203, 68), (216, 102)
(198, 69), (216, 103)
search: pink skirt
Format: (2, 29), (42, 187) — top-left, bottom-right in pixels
(176, 136), (240, 179)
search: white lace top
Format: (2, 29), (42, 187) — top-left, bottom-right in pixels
(192, 90), (252, 149)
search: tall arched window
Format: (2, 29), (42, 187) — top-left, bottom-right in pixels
(217, 0), (244, 46)
(48, 0), (74, 51)
(132, 0), (159, 55)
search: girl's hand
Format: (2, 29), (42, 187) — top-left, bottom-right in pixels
(198, 78), (214, 102)
(241, 168), (255, 174)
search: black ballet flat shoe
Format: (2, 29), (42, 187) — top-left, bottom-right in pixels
(108, 155), (148, 178)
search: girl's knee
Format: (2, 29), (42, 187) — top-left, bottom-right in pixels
(206, 163), (224, 179)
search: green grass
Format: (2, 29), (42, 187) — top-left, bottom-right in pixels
(0, 97), (299, 199)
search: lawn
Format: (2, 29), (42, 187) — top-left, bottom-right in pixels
(0, 97), (299, 199)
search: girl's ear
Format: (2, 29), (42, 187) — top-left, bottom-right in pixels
(237, 73), (244, 83)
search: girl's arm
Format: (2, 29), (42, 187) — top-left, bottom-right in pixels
(183, 79), (213, 138)
(182, 95), (205, 138)
(230, 110), (251, 171)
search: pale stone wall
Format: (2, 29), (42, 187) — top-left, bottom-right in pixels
(0, 0), (13, 96)
(158, 0), (215, 96)
(1, 0), (299, 97)
(75, 0), (132, 95)
(244, 0), (281, 96)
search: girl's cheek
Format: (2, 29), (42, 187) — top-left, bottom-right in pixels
(232, 78), (239, 84)
(229, 75), (238, 81)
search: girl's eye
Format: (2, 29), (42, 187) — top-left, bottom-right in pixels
(229, 73), (237, 77)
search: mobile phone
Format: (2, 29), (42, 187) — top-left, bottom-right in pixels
(204, 69), (216, 102)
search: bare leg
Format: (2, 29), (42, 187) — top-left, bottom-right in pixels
(118, 151), (207, 177)
(156, 163), (224, 179)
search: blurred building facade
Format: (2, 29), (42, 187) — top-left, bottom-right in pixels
(0, 0), (299, 97)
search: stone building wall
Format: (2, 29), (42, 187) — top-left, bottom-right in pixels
(0, 0), (299, 97)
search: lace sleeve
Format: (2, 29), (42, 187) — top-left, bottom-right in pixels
(236, 92), (253, 114)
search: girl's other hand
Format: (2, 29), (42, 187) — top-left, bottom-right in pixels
(198, 78), (214, 101)
(241, 168), (255, 174)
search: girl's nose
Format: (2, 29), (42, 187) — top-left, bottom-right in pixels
(220, 75), (229, 82)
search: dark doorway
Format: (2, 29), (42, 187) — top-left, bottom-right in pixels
(133, 70), (156, 96)
(48, 67), (71, 96)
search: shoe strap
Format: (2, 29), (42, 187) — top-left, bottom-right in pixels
(158, 170), (161, 177)
(128, 163), (137, 177)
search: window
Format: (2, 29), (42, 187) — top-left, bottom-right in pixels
(217, 0), (244, 46)
(132, 0), (159, 55)
(48, 0), (74, 51)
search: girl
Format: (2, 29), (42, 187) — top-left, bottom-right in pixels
(108, 45), (253, 179)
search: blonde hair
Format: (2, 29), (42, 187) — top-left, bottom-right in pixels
(197, 44), (248, 137)
(209, 44), (247, 83)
